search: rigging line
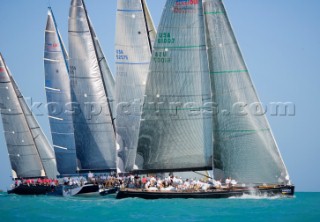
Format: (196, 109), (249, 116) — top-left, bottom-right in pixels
(192, 171), (213, 180)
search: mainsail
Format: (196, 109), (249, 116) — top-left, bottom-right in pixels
(68, 0), (116, 172)
(0, 53), (57, 179)
(115, 0), (156, 172)
(44, 8), (77, 175)
(135, 0), (213, 172)
(203, 0), (289, 184)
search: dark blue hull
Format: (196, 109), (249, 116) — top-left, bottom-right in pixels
(7, 184), (54, 195)
(116, 185), (295, 199)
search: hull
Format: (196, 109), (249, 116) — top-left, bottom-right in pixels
(62, 184), (99, 197)
(116, 185), (295, 199)
(99, 187), (119, 196)
(7, 184), (53, 195)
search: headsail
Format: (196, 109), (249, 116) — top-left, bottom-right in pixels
(135, 0), (213, 173)
(203, 0), (289, 184)
(44, 8), (77, 175)
(115, 0), (155, 172)
(0, 53), (57, 179)
(68, 0), (116, 172)
(89, 19), (116, 117)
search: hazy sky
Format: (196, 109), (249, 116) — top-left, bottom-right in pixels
(0, 0), (319, 191)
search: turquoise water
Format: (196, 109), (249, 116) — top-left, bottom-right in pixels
(0, 192), (319, 221)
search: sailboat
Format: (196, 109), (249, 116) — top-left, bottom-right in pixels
(116, 0), (294, 199)
(115, 0), (157, 173)
(44, 8), (78, 176)
(0, 53), (58, 195)
(67, 0), (117, 196)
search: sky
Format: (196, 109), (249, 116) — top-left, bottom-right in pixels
(0, 0), (319, 192)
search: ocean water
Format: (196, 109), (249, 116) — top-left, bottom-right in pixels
(0, 192), (319, 221)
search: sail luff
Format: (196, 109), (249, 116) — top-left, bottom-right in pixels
(44, 8), (78, 175)
(68, 0), (116, 172)
(135, 0), (213, 173)
(203, 0), (289, 184)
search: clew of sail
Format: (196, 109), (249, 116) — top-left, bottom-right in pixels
(44, 8), (78, 175)
(0, 53), (57, 179)
(203, 0), (290, 184)
(115, 0), (156, 172)
(135, 0), (213, 173)
(68, 0), (116, 172)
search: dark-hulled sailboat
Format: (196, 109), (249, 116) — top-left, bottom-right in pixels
(0, 53), (58, 195)
(116, 0), (294, 199)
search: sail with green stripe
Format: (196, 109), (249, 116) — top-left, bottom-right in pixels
(135, 0), (213, 173)
(203, 0), (290, 184)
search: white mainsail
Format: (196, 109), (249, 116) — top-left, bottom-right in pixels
(135, 0), (213, 172)
(203, 0), (290, 184)
(115, 0), (156, 172)
(44, 8), (78, 175)
(0, 53), (57, 179)
(68, 0), (116, 172)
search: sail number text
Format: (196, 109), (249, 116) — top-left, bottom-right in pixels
(116, 49), (128, 60)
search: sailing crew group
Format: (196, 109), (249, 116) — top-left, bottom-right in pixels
(122, 175), (238, 192)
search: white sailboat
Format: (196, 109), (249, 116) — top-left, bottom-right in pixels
(116, 0), (294, 199)
(0, 53), (58, 195)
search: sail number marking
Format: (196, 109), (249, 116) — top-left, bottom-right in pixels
(158, 33), (175, 44)
(116, 49), (128, 60)
(153, 51), (171, 63)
